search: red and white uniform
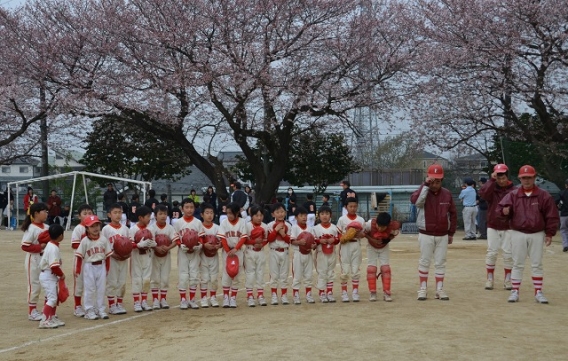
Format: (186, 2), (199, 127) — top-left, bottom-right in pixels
(266, 220), (292, 291)
(244, 222), (268, 295)
(217, 218), (248, 290)
(364, 220), (391, 269)
(174, 216), (205, 296)
(150, 223), (178, 293)
(312, 223), (340, 293)
(336, 214), (365, 292)
(102, 224), (130, 301)
(75, 235), (113, 315)
(129, 223), (154, 295)
(290, 224), (315, 293)
(39, 241), (63, 309)
(200, 223), (220, 296)
(71, 224), (87, 298)
(21, 222), (47, 310)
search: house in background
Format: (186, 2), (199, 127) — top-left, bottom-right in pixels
(49, 150), (85, 171)
(0, 157), (40, 191)
(453, 153), (490, 186)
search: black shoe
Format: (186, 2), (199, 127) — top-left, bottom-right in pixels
(563, 247), (568, 252)
(478, 236), (487, 240)
(463, 237), (477, 240)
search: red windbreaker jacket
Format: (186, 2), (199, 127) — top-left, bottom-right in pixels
(478, 178), (516, 230)
(411, 184), (457, 237)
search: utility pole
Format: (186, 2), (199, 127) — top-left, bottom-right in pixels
(40, 80), (49, 201)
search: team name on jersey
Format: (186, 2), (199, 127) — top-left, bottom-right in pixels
(86, 246), (107, 258)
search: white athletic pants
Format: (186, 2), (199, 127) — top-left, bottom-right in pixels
(462, 206), (478, 238)
(292, 250), (314, 290)
(83, 262), (106, 314)
(200, 254), (219, 293)
(339, 241), (362, 284)
(509, 230), (545, 280)
(244, 247), (266, 291)
(151, 254), (172, 290)
(269, 248), (290, 289)
(418, 233), (448, 276)
(106, 257), (128, 298)
(485, 228), (513, 269)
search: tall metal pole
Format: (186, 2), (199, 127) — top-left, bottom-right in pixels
(40, 81), (49, 201)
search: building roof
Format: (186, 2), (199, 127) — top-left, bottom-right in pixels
(0, 156), (39, 166)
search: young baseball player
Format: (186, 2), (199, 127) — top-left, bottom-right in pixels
(217, 202), (248, 308)
(71, 204), (94, 317)
(101, 203), (130, 315)
(266, 203), (293, 305)
(150, 204), (178, 309)
(312, 205), (340, 302)
(38, 224), (66, 329)
(302, 194), (317, 228)
(244, 204), (269, 307)
(199, 203), (221, 308)
(364, 212), (399, 302)
(174, 198), (205, 309)
(75, 215), (113, 320)
(130, 206), (157, 312)
(410, 164), (457, 301)
(290, 207), (317, 304)
(336, 197), (365, 302)
(21, 202), (49, 321)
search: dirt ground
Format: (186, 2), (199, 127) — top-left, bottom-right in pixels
(1, 229), (567, 361)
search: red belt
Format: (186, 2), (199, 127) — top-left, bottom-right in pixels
(91, 260), (103, 265)
(246, 245), (262, 252)
(271, 248), (287, 252)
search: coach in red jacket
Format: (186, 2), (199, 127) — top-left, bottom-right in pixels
(410, 164), (457, 301)
(497, 165), (559, 304)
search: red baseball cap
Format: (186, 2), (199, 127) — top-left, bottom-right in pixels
(518, 165), (536, 177)
(493, 164), (508, 173)
(427, 164), (444, 179)
(84, 215), (101, 227)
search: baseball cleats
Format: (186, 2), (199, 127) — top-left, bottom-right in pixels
(417, 288), (427, 301)
(535, 291), (549, 304)
(116, 304), (127, 314)
(271, 293), (279, 305)
(383, 293), (393, 302)
(229, 296), (237, 308)
(281, 294), (289, 305)
(504, 280), (513, 290)
(153, 299), (161, 310)
(84, 308), (99, 320)
(73, 305), (86, 317)
(247, 297), (256, 307)
(222, 295), (230, 308)
(28, 309), (43, 321)
(369, 292), (377, 302)
(293, 294), (301, 305)
(99, 311), (109, 320)
(435, 289), (449, 300)
(38, 318), (58, 329)
(327, 292), (336, 303)
(134, 302), (143, 312)
(160, 299), (169, 309)
(210, 296), (220, 308)
(341, 291), (350, 303)
(508, 290), (519, 303)
(485, 280), (494, 290)
(52, 315), (66, 326)
(188, 300), (199, 309)
(141, 300), (153, 311)
(109, 304), (119, 315)
(320, 293), (329, 303)
(352, 291), (360, 302)
(306, 293), (315, 304)
(258, 295), (267, 306)
(200, 297), (209, 308)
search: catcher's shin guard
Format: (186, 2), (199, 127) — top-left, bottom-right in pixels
(380, 265), (391, 295)
(366, 266), (378, 293)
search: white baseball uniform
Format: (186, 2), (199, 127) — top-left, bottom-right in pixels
(200, 223), (221, 296)
(290, 224), (315, 292)
(312, 223), (340, 292)
(39, 241), (62, 308)
(129, 223), (154, 295)
(21, 222), (48, 309)
(266, 220), (292, 291)
(363, 220), (391, 268)
(336, 215), (365, 289)
(217, 218), (248, 290)
(150, 223), (178, 292)
(244, 222), (268, 295)
(75, 235), (113, 315)
(101, 224), (130, 301)
(174, 216), (205, 293)
(71, 224), (87, 298)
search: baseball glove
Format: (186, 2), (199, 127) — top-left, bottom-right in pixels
(57, 278), (69, 304)
(340, 221), (362, 244)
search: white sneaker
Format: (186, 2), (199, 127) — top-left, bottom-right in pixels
(229, 296), (237, 308)
(247, 296), (256, 307)
(383, 293), (393, 302)
(435, 289), (449, 300)
(73, 305), (86, 317)
(141, 300), (153, 311)
(417, 288), (427, 301)
(210, 296), (220, 308)
(188, 299), (199, 309)
(153, 298), (161, 310)
(535, 291), (549, 304)
(109, 304), (120, 315)
(99, 311), (109, 320)
(222, 295), (230, 308)
(306, 292), (315, 304)
(293, 294), (301, 305)
(38, 318), (58, 329)
(134, 301), (143, 312)
(352, 291), (360, 302)
(320, 293), (329, 303)
(180, 299), (189, 310)
(258, 295), (267, 306)
(52, 315), (65, 326)
(327, 292), (336, 303)
(485, 280), (494, 290)
(200, 297), (209, 308)
(341, 290), (350, 303)
(28, 308), (43, 321)
(84, 308), (99, 320)
(508, 290), (519, 303)
(281, 294), (289, 305)
(504, 280), (512, 290)
(160, 299), (169, 309)
(369, 292), (377, 302)
(116, 304), (127, 314)
(271, 293), (279, 305)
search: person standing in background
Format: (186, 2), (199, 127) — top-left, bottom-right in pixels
(23, 187), (40, 215)
(555, 179), (568, 252)
(477, 177), (488, 240)
(459, 178), (478, 240)
(103, 184), (118, 213)
(47, 190), (62, 225)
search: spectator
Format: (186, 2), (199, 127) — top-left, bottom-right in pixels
(203, 186), (217, 211)
(285, 187), (297, 225)
(103, 183), (118, 212)
(477, 177), (488, 240)
(230, 182), (249, 218)
(245, 185), (255, 205)
(459, 178), (478, 240)
(23, 187), (39, 215)
(188, 189), (201, 203)
(555, 179), (568, 252)
(47, 189), (62, 225)
(339, 180), (357, 217)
